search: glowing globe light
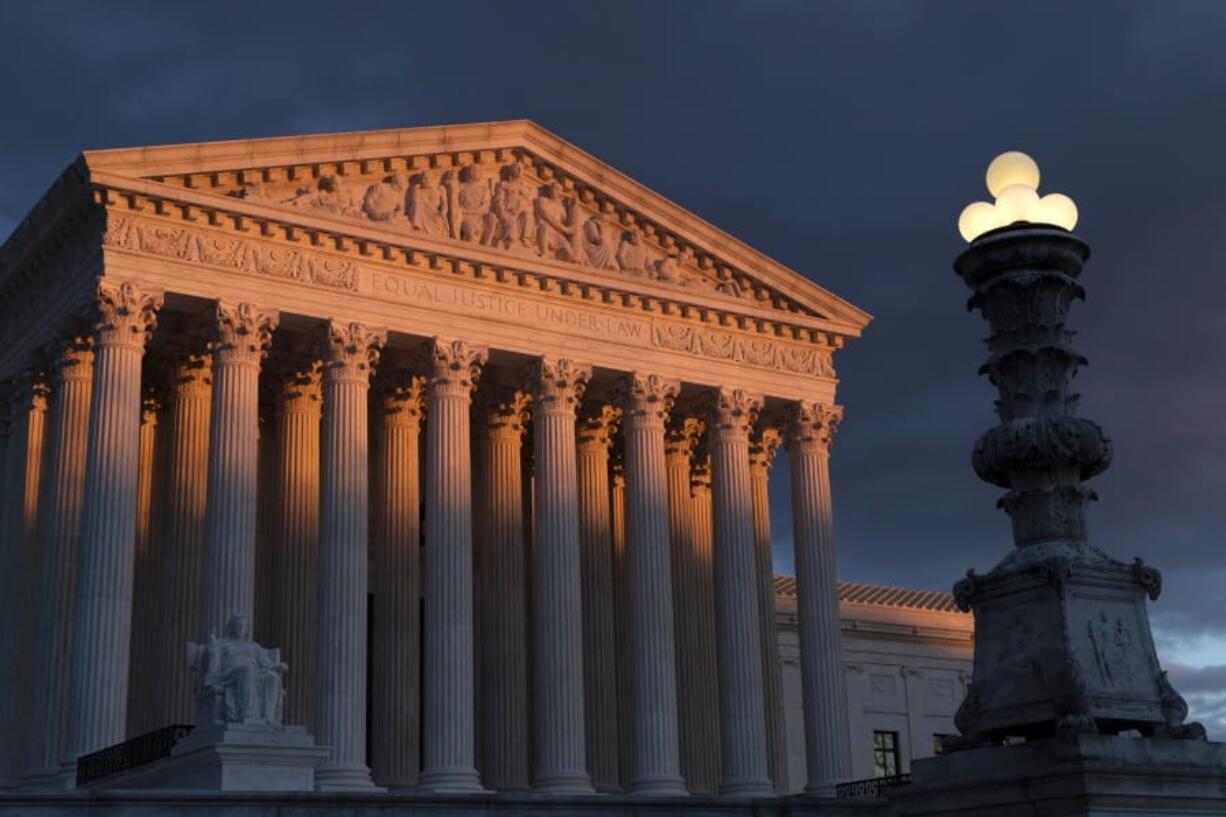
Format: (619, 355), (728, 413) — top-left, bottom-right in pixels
(1039, 192), (1078, 231)
(957, 151), (1079, 242)
(995, 183), (1041, 225)
(958, 201), (1000, 243)
(986, 151), (1040, 197)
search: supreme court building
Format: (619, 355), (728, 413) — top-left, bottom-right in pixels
(0, 122), (872, 796)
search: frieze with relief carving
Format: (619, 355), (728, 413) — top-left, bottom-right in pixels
(229, 155), (763, 304)
(104, 214), (359, 292)
(651, 324), (833, 378)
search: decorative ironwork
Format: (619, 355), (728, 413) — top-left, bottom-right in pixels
(835, 772), (912, 798)
(75, 724), (194, 786)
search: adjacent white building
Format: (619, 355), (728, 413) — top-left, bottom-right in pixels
(775, 578), (974, 789)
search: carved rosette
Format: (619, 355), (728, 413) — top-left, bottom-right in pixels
(617, 372), (679, 430)
(477, 385), (532, 437)
(321, 321), (385, 384)
(528, 357), (591, 417)
(427, 338), (488, 398)
(94, 280), (163, 350)
(208, 302), (278, 368)
(576, 404), (620, 452)
(705, 387), (762, 442)
(375, 370), (426, 430)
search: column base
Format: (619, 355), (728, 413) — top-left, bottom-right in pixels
(627, 774), (689, 797)
(530, 770), (595, 795)
(802, 779), (838, 798)
(417, 766), (487, 793)
(316, 763), (383, 792)
(719, 779), (776, 798)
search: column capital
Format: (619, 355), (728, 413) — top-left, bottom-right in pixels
(664, 416), (704, 460)
(477, 384), (532, 437)
(7, 365), (52, 414)
(427, 338), (487, 396)
(705, 387), (762, 441)
(44, 316), (95, 383)
(93, 280), (163, 350)
(141, 384), (164, 428)
(170, 350), (213, 398)
(787, 401), (843, 452)
(528, 357), (590, 415)
(689, 453), (712, 496)
(207, 301), (278, 367)
(375, 369), (427, 429)
(748, 427), (783, 475)
(577, 404), (620, 451)
(616, 372), (679, 429)
(321, 320), (385, 384)
(269, 353), (323, 416)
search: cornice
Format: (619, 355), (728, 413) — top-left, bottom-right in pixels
(77, 121), (872, 332)
(93, 173), (852, 357)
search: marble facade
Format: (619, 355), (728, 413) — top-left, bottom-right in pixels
(0, 122), (871, 797)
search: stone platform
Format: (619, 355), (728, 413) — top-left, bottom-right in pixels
(890, 734), (1226, 816)
(0, 791), (883, 817)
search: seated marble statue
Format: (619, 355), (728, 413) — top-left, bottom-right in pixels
(188, 615), (287, 726)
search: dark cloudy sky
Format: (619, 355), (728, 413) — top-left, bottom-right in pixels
(2, 1), (1224, 734)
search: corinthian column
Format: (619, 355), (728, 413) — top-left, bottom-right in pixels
(127, 386), (164, 737)
(371, 369), (425, 788)
(787, 402), (850, 796)
(25, 330), (92, 787)
(664, 417), (708, 794)
(419, 339), (487, 793)
(577, 405), (620, 792)
(3, 366), (50, 784)
(154, 349), (211, 725)
(315, 321), (384, 791)
(201, 302), (278, 637)
(609, 455), (633, 789)
(476, 385), (531, 791)
(618, 373), (686, 797)
(688, 452), (721, 792)
(749, 427), (788, 793)
(270, 355), (322, 730)
(66, 280), (162, 767)
(707, 387), (772, 797)
(528, 357), (593, 794)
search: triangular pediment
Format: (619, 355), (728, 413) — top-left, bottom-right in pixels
(79, 121), (870, 334)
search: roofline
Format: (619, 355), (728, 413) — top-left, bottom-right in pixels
(79, 120), (872, 332)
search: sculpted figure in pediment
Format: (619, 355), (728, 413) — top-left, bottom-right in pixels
(491, 163), (536, 250)
(286, 174), (359, 217)
(534, 182), (577, 262)
(362, 171), (410, 223)
(407, 172), (450, 237)
(615, 228), (651, 276)
(580, 212), (619, 270)
(447, 164), (495, 244)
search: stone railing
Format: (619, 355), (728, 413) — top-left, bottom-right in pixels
(75, 724), (194, 786)
(835, 772), (912, 798)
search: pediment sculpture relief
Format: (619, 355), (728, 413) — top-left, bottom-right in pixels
(231, 157), (744, 302)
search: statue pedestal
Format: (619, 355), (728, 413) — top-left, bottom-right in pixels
(95, 723), (330, 792)
(890, 734), (1226, 816)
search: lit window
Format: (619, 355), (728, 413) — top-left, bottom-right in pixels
(872, 730), (900, 778)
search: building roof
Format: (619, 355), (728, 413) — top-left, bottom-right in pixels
(774, 576), (965, 615)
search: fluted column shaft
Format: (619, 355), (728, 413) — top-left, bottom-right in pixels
(750, 429), (788, 793)
(3, 369), (50, 786)
(154, 352), (211, 725)
(67, 281), (162, 769)
(529, 358), (593, 794)
(789, 403), (850, 796)
(315, 321), (384, 790)
(708, 388), (772, 797)
(201, 302), (278, 637)
(371, 372), (424, 788)
(272, 359), (322, 729)
(478, 388), (530, 791)
(619, 373), (686, 796)
(577, 407), (620, 792)
(688, 457), (721, 791)
(419, 339), (487, 792)
(25, 335), (93, 786)
(610, 463), (634, 790)
(126, 392), (164, 737)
